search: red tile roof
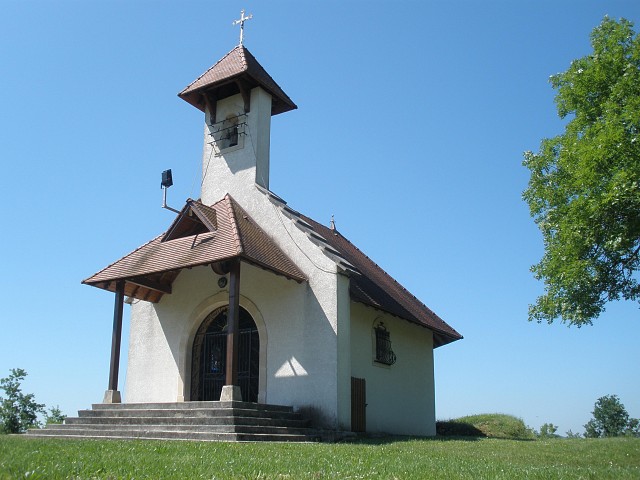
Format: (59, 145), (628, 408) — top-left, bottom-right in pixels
(299, 215), (462, 347)
(84, 192), (461, 347)
(253, 185), (461, 348)
(83, 196), (306, 302)
(178, 46), (297, 116)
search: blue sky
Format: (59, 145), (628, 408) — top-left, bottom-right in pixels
(1, 0), (638, 436)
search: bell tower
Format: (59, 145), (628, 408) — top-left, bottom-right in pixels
(178, 42), (296, 205)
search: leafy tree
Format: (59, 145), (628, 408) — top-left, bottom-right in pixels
(523, 17), (640, 326)
(627, 417), (640, 437)
(583, 394), (639, 437)
(0, 368), (45, 434)
(538, 422), (559, 438)
(44, 406), (66, 425)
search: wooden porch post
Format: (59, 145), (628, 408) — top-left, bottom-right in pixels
(220, 259), (242, 401)
(103, 279), (125, 403)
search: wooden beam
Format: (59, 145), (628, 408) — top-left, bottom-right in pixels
(225, 259), (241, 388)
(108, 280), (125, 393)
(203, 92), (217, 124)
(235, 80), (251, 113)
(130, 284), (140, 299)
(129, 276), (172, 295)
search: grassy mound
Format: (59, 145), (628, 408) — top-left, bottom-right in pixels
(437, 414), (535, 440)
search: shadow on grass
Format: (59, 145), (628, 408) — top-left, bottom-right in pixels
(339, 434), (483, 445)
(436, 420), (486, 438)
(338, 419), (541, 445)
(338, 422), (487, 444)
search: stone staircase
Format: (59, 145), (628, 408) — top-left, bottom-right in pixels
(27, 401), (322, 442)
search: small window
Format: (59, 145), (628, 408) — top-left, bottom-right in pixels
(374, 322), (396, 366)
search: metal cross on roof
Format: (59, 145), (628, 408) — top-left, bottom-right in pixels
(232, 9), (253, 46)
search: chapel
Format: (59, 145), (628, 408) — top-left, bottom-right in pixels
(77, 21), (462, 438)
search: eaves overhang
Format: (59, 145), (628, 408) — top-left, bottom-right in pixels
(83, 196), (306, 302)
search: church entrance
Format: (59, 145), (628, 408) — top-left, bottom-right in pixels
(191, 306), (259, 402)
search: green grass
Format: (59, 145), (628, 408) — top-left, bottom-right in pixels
(1, 435), (639, 479)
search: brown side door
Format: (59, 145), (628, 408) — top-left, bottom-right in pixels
(351, 377), (366, 432)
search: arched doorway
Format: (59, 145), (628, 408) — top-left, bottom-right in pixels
(191, 306), (259, 402)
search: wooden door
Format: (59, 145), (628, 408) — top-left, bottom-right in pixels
(351, 377), (366, 432)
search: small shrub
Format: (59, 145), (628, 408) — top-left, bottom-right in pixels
(0, 368), (45, 434)
(538, 423), (559, 438)
(44, 406), (66, 425)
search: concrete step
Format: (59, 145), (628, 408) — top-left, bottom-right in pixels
(28, 401), (322, 442)
(65, 415), (308, 428)
(32, 423), (314, 435)
(26, 429), (319, 442)
(90, 401), (293, 413)
(78, 408), (303, 421)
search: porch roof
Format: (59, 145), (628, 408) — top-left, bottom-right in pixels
(82, 195), (306, 302)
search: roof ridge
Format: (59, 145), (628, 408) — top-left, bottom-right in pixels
(83, 194), (308, 298)
(241, 46), (296, 109)
(254, 188), (429, 305)
(178, 46), (243, 95)
(189, 200), (218, 232)
(330, 227), (456, 333)
(238, 45), (248, 70)
(297, 212), (461, 342)
(178, 45), (296, 115)
(223, 194), (244, 255)
(332, 228), (443, 321)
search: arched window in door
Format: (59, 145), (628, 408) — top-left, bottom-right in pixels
(191, 306), (259, 402)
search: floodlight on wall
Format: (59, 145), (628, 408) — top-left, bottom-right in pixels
(161, 169), (180, 214)
(161, 169), (173, 188)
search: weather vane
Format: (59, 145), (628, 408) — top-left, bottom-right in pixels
(232, 9), (253, 46)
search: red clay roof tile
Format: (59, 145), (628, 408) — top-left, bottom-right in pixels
(178, 46), (296, 116)
(83, 196), (306, 301)
(84, 192), (461, 347)
(299, 214), (462, 347)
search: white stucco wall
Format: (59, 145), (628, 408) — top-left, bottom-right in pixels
(350, 302), (436, 436)
(125, 255), (346, 428)
(126, 163), (349, 428)
(124, 300), (180, 403)
(201, 88), (272, 205)
(125, 83), (359, 430)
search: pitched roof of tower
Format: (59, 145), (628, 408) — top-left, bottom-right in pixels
(178, 45), (297, 115)
(83, 196), (306, 303)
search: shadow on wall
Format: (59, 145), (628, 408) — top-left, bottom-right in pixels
(266, 282), (339, 430)
(295, 404), (335, 430)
